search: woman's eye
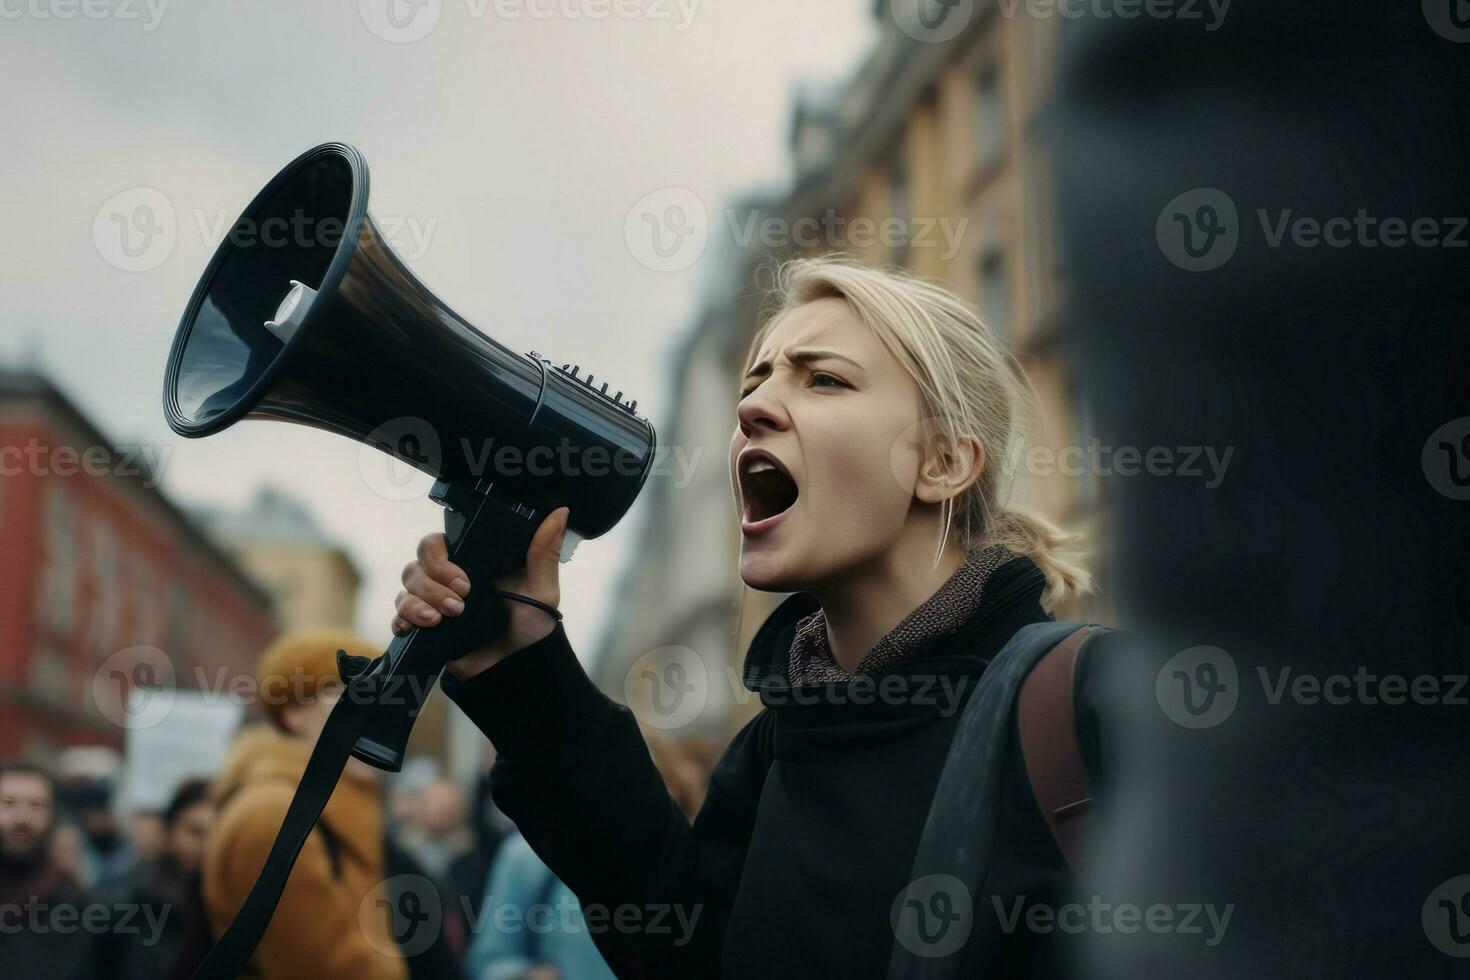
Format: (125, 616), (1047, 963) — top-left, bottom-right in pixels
(808, 372), (847, 389)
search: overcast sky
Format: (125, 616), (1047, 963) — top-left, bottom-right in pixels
(0, 1), (877, 659)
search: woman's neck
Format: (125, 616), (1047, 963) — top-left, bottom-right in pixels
(813, 525), (966, 673)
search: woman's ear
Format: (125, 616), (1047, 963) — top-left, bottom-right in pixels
(915, 433), (985, 505)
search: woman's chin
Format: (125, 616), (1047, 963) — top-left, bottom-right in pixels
(738, 551), (800, 593)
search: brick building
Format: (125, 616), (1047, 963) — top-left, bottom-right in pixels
(0, 369), (276, 758)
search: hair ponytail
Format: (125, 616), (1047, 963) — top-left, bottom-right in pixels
(982, 510), (1093, 610)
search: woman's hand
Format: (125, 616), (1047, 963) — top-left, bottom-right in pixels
(392, 507), (570, 680)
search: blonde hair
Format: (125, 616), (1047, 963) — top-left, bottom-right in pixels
(746, 255), (1093, 609)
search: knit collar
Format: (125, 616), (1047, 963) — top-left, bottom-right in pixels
(786, 544), (1022, 685)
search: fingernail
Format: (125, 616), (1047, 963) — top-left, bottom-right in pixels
(451, 578), (470, 596)
(443, 596), (464, 615)
(421, 609), (441, 625)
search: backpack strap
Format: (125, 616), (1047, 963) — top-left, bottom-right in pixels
(1017, 625), (1099, 868)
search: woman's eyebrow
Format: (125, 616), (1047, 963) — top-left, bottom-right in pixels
(744, 347), (864, 379)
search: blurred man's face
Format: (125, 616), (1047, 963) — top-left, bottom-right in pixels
(419, 780), (466, 837)
(0, 771), (56, 864)
(165, 801), (214, 874)
(130, 812), (166, 861)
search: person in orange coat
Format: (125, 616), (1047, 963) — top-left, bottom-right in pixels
(203, 629), (408, 980)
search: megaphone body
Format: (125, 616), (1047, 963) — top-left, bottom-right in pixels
(163, 142), (656, 771)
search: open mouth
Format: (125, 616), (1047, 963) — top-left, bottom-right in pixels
(738, 449), (799, 524)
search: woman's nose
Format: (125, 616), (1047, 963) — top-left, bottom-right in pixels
(737, 384), (789, 438)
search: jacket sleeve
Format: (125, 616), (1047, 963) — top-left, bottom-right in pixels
(441, 623), (774, 978)
(205, 784), (408, 980)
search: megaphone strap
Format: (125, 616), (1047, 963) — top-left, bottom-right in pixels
(192, 670), (377, 979)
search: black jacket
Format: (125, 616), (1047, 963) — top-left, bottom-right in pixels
(444, 556), (1098, 978)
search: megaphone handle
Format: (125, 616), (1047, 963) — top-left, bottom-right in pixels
(349, 484), (540, 771)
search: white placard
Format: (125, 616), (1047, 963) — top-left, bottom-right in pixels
(122, 692), (245, 812)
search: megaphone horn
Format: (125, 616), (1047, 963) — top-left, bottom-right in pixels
(163, 141), (656, 770)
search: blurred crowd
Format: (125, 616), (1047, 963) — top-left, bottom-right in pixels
(0, 628), (718, 980)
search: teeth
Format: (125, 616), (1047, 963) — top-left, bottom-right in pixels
(747, 461), (775, 473)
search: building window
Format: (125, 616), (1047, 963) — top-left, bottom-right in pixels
(888, 161), (910, 266)
(975, 65), (1006, 172)
(978, 244), (1009, 337)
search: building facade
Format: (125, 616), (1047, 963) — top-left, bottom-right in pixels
(0, 370), (277, 758)
(192, 486), (362, 633)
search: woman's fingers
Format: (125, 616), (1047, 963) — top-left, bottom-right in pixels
(417, 532), (471, 596)
(394, 588), (443, 629)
